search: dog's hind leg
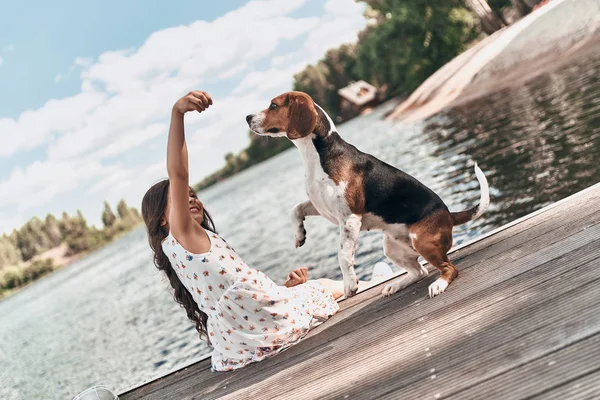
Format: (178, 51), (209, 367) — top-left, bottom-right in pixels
(409, 210), (456, 298)
(381, 234), (428, 297)
(291, 200), (320, 248)
(338, 213), (362, 298)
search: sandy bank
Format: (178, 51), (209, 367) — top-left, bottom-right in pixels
(25, 243), (81, 268)
(387, 0), (600, 121)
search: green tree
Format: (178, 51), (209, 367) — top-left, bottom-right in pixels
(116, 199), (131, 220)
(15, 217), (53, 261)
(60, 210), (93, 254)
(224, 152), (238, 175)
(59, 211), (72, 237)
(129, 207), (141, 220)
(75, 210), (88, 229)
(1, 200), (147, 296)
(488, 0), (512, 11)
(243, 130), (293, 166)
(43, 214), (63, 247)
(354, 0), (478, 97)
(292, 0), (478, 118)
(101, 201), (117, 228)
(0, 235), (22, 270)
(294, 63), (332, 113)
(293, 45), (359, 118)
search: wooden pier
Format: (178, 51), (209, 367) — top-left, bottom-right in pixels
(120, 183), (600, 400)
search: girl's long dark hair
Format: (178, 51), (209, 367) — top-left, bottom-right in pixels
(141, 179), (216, 341)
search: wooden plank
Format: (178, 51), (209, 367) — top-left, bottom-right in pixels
(292, 240), (600, 398)
(445, 182), (600, 257)
(449, 207), (600, 270)
(368, 259), (600, 400)
(447, 183), (600, 262)
(293, 207), (600, 347)
(333, 205), (600, 328)
(130, 219), (600, 400)
(301, 217), (600, 354)
(216, 247), (600, 400)
(187, 231), (600, 399)
(120, 363), (212, 400)
(123, 218), (600, 400)
(446, 334), (600, 400)
(528, 369), (600, 400)
(356, 183), (600, 286)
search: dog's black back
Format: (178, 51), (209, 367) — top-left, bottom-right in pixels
(312, 130), (447, 225)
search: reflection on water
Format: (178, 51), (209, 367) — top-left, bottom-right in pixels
(1, 53), (599, 399)
(425, 56), (600, 228)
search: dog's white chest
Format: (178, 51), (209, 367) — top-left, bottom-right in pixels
(305, 173), (343, 225)
(295, 136), (347, 225)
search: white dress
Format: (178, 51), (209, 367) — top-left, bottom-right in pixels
(161, 230), (339, 371)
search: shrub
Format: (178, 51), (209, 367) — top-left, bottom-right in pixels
(22, 259), (55, 283)
(0, 266), (24, 290)
(0, 259), (55, 292)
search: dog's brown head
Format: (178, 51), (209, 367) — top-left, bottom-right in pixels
(246, 91), (317, 140)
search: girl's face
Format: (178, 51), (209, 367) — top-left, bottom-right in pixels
(163, 187), (205, 227)
(187, 189), (205, 225)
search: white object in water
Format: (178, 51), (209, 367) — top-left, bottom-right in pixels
(72, 385), (119, 400)
(371, 261), (394, 282)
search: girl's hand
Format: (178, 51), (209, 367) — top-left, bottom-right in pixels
(283, 267), (309, 288)
(173, 91), (213, 115)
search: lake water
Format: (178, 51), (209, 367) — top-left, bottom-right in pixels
(1, 52), (599, 399)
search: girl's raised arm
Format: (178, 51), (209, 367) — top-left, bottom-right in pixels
(167, 91), (213, 238)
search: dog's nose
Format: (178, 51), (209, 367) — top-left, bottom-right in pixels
(246, 114), (253, 124)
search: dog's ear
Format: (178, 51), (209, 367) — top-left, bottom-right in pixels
(287, 94), (316, 139)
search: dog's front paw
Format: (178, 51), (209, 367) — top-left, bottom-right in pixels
(343, 275), (359, 298)
(294, 227), (306, 248)
(381, 282), (400, 297)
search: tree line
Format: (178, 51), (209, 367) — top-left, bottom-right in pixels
(293, 0), (523, 119)
(0, 199), (142, 295)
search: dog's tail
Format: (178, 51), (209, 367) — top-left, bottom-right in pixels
(450, 163), (490, 226)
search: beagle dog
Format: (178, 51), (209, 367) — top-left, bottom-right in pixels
(246, 92), (490, 298)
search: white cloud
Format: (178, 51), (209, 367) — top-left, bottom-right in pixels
(0, 159), (106, 211)
(233, 63), (304, 96)
(0, 0), (366, 232)
(0, 56), (3, 66)
(303, 4), (365, 59)
(95, 123), (167, 159)
(74, 57), (92, 68)
(270, 0), (365, 68)
(80, 11), (318, 95)
(54, 56), (94, 84)
(217, 62), (250, 80)
(0, 91), (107, 157)
(87, 166), (137, 196)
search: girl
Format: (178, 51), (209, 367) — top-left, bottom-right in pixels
(141, 90), (391, 372)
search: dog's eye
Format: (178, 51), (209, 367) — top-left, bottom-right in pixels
(269, 103), (277, 110)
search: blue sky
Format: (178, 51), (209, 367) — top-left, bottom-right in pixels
(0, 0), (366, 233)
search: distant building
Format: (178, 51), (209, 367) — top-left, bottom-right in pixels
(337, 80), (380, 121)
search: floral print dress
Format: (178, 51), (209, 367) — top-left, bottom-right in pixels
(161, 231), (339, 371)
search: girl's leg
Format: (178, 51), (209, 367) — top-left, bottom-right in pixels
(317, 279), (372, 300)
(318, 263), (395, 299)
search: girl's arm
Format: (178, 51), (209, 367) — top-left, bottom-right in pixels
(167, 91), (212, 242)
